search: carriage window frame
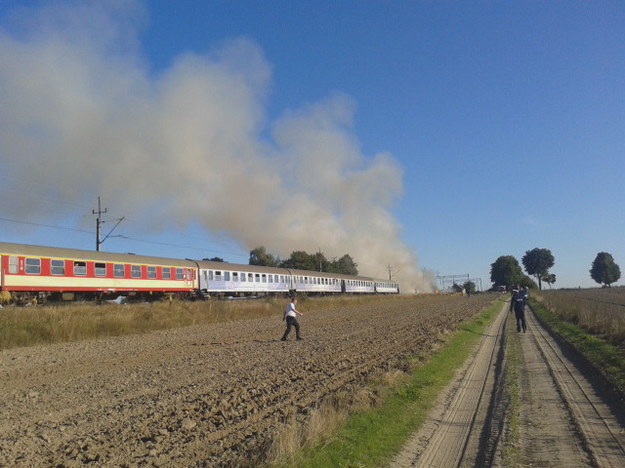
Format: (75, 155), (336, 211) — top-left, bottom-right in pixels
(8, 256), (18, 274)
(176, 268), (184, 280)
(25, 257), (41, 274)
(95, 262), (107, 277)
(114, 263), (125, 278)
(51, 259), (65, 275)
(73, 261), (87, 276)
(162, 267), (171, 279)
(147, 266), (156, 279)
(131, 265), (142, 278)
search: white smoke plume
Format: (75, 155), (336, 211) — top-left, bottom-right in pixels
(0, 1), (433, 292)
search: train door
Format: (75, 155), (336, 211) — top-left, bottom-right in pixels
(200, 270), (209, 291)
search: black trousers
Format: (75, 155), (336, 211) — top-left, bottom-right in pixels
(281, 316), (301, 340)
(514, 307), (527, 332)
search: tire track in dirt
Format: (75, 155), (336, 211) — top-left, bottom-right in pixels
(389, 300), (625, 468)
(521, 307), (625, 467)
(389, 301), (508, 468)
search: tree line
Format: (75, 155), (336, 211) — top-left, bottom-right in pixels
(490, 247), (621, 290)
(248, 246), (359, 275)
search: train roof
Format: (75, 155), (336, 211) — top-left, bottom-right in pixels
(0, 242), (195, 267)
(195, 260), (291, 275)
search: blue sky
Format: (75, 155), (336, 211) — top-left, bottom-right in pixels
(0, 1), (624, 290)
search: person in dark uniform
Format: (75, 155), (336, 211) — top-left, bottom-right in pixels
(510, 286), (527, 332)
(281, 297), (304, 341)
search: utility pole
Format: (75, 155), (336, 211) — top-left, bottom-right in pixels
(92, 197), (124, 251)
(387, 264), (399, 281)
(318, 248), (322, 272)
(92, 196), (107, 251)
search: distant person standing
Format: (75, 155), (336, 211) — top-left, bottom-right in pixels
(281, 297), (304, 341)
(510, 286), (527, 332)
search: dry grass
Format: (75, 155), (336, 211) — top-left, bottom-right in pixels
(266, 374), (392, 466)
(0, 294), (411, 350)
(534, 287), (625, 347)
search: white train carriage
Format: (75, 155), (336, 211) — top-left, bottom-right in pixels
(198, 261), (291, 296)
(374, 280), (400, 294)
(289, 269), (343, 294)
(343, 276), (376, 294)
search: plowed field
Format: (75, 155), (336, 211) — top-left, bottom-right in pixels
(0, 294), (493, 467)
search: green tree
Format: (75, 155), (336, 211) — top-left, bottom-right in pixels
(490, 255), (524, 290)
(249, 246), (279, 267)
(522, 248), (555, 291)
(280, 250), (317, 271)
(542, 273), (556, 288)
(590, 252), (621, 287)
(463, 280), (476, 295)
(205, 257), (224, 262)
(330, 254), (358, 275)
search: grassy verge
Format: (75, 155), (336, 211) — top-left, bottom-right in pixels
(266, 296), (506, 468)
(529, 297), (625, 398)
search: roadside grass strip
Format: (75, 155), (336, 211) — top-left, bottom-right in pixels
(268, 296), (505, 468)
(529, 297), (625, 400)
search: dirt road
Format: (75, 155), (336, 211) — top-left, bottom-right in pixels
(0, 295), (492, 468)
(390, 301), (625, 468)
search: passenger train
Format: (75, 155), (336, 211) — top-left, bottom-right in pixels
(0, 242), (400, 303)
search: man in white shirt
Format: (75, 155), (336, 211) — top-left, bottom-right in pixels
(281, 297), (304, 341)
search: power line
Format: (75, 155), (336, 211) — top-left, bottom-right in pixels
(0, 216), (93, 234)
(0, 214), (247, 259)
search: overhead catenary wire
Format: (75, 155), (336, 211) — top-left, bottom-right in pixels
(0, 216), (246, 259)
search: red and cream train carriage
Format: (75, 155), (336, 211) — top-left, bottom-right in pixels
(0, 242), (198, 301)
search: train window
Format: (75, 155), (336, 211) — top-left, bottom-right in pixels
(268, 275), (273, 283)
(214, 271), (223, 281)
(74, 261), (86, 276)
(147, 266), (156, 279)
(114, 264), (125, 278)
(51, 259), (65, 275)
(162, 267), (171, 279)
(95, 263), (106, 277)
(233, 272), (239, 281)
(225, 272), (230, 281)
(131, 265), (141, 278)
(175, 268), (184, 280)
(208, 270), (214, 281)
(8, 256), (18, 274)
(261, 274), (267, 282)
(25, 258), (41, 274)
(248, 273), (254, 282)
(255, 273), (260, 282)
(240, 272), (246, 282)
